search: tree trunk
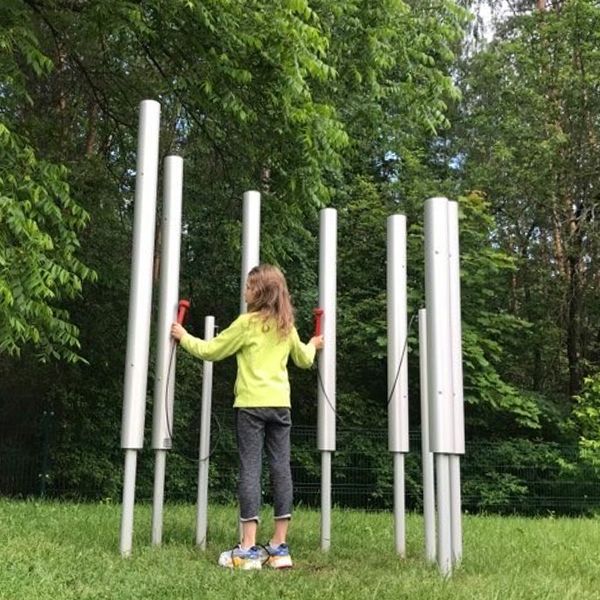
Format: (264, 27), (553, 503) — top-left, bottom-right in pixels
(85, 102), (98, 158)
(566, 254), (582, 396)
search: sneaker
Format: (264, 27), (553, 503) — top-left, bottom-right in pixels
(263, 542), (293, 569)
(217, 544), (262, 570)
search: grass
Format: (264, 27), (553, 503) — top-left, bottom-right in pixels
(1, 500), (599, 599)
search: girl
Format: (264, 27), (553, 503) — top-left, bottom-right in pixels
(171, 264), (323, 569)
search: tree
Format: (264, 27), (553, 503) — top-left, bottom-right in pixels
(0, 0), (95, 362)
(454, 0), (600, 400)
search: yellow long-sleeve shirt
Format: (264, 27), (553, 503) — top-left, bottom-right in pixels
(180, 312), (316, 408)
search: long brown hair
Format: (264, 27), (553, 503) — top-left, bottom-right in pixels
(246, 264), (294, 337)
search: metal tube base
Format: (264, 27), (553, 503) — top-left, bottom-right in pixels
(120, 449), (138, 557)
(393, 452), (406, 557)
(435, 453), (452, 577)
(151, 449), (167, 545)
(450, 455), (462, 564)
(321, 450), (332, 551)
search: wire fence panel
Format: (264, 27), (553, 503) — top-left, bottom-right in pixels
(1, 416), (599, 515)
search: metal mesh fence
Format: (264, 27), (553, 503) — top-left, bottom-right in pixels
(1, 415), (599, 515)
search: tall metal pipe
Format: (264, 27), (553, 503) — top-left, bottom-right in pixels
(387, 214), (409, 556)
(240, 191), (261, 312)
(448, 200), (464, 563)
(419, 309), (436, 563)
(318, 208), (337, 551)
(150, 155), (184, 545)
(424, 196), (456, 576)
(238, 191), (261, 540)
(119, 99), (161, 557)
(447, 201), (465, 456)
(424, 197), (454, 454)
(196, 316), (215, 549)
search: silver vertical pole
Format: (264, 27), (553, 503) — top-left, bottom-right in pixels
(424, 197), (454, 454)
(448, 201), (464, 564)
(240, 191), (261, 313)
(238, 191), (260, 540)
(196, 316), (215, 549)
(151, 451), (166, 545)
(120, 450), (137, 555)
(387, 214), (409, 557)
(392, 454), (405, 556)
(424, 196), (455, 576)
(318, 208), (337, 551)
(321, 451), (332, 551)
(449, 457), (462, 563)
(120, 99), (161, 557)
(419, 309), (436, 563)
(435, 454), (452, 577)
(151, 155), (184, 546)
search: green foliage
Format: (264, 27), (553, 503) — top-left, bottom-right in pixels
(0, 130), (96, 362)
(459, 437), (598, 515)
(571, 373), (600, 469)
(4, 0), (594, 515)
(454, 0), (600, 398)
(0, 1), (96, 362)
(0, 1), (52, 87)
(453, 193), (538, 428)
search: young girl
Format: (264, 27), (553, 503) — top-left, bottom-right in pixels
(171, 264), (323, 570)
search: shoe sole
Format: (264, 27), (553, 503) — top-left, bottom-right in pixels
(267, 556), (293, 569)
(218, 557), (262, 570)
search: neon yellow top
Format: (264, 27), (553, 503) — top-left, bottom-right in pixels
(180, 312), (316, 408)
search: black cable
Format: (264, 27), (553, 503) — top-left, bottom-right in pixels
(315, 311), (416, 421)
(387, 312), (417, 407)
(316, 364), (340, 419)
(164, 338), (222, 464)
(198, 413), (223, 463)
(164, 342), (176, 442)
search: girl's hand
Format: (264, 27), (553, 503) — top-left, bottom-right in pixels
(171, 322), (187, 342)
(309, 335), (324, 350)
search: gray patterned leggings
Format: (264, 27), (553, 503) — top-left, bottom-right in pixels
(235, 407), (293, 522)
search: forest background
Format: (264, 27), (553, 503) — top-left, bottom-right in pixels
(1, 0), (599, 513)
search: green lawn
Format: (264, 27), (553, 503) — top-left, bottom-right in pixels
(1, 500), (599, 599)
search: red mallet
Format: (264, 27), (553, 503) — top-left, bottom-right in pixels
(312, 308), (324, 337)
(177, 299), (191, 325)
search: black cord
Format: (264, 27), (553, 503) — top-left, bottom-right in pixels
(316, 364), (339, 418)
(387, 312), (417, 406)
(315, 311), (417, 417)
(164, 342), (176, 442)
(199, 413), (223, 463)
(164, 338), (222, 463)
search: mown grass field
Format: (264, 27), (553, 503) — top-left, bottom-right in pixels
(1, 500), (599, 599)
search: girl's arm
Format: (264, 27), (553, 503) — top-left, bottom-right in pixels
(171, 316), (246, 361)
(289, 327), (321, 368)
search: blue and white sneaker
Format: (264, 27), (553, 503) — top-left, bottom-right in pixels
(263, 542), (293, 569)
(218, 544), (262, 570)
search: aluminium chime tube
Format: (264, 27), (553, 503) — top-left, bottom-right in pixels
(424, 196), (454, 576)
(196, 316), (215, 549)
(151, 155), (184, 546)
(120, 99), (161, 557)
(419, 309), (436, 564)
(448, 200), (464, 564)
(240, 191), (261, 313)
(386, 214), (409, 557)
(318, 208), (337, 551)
